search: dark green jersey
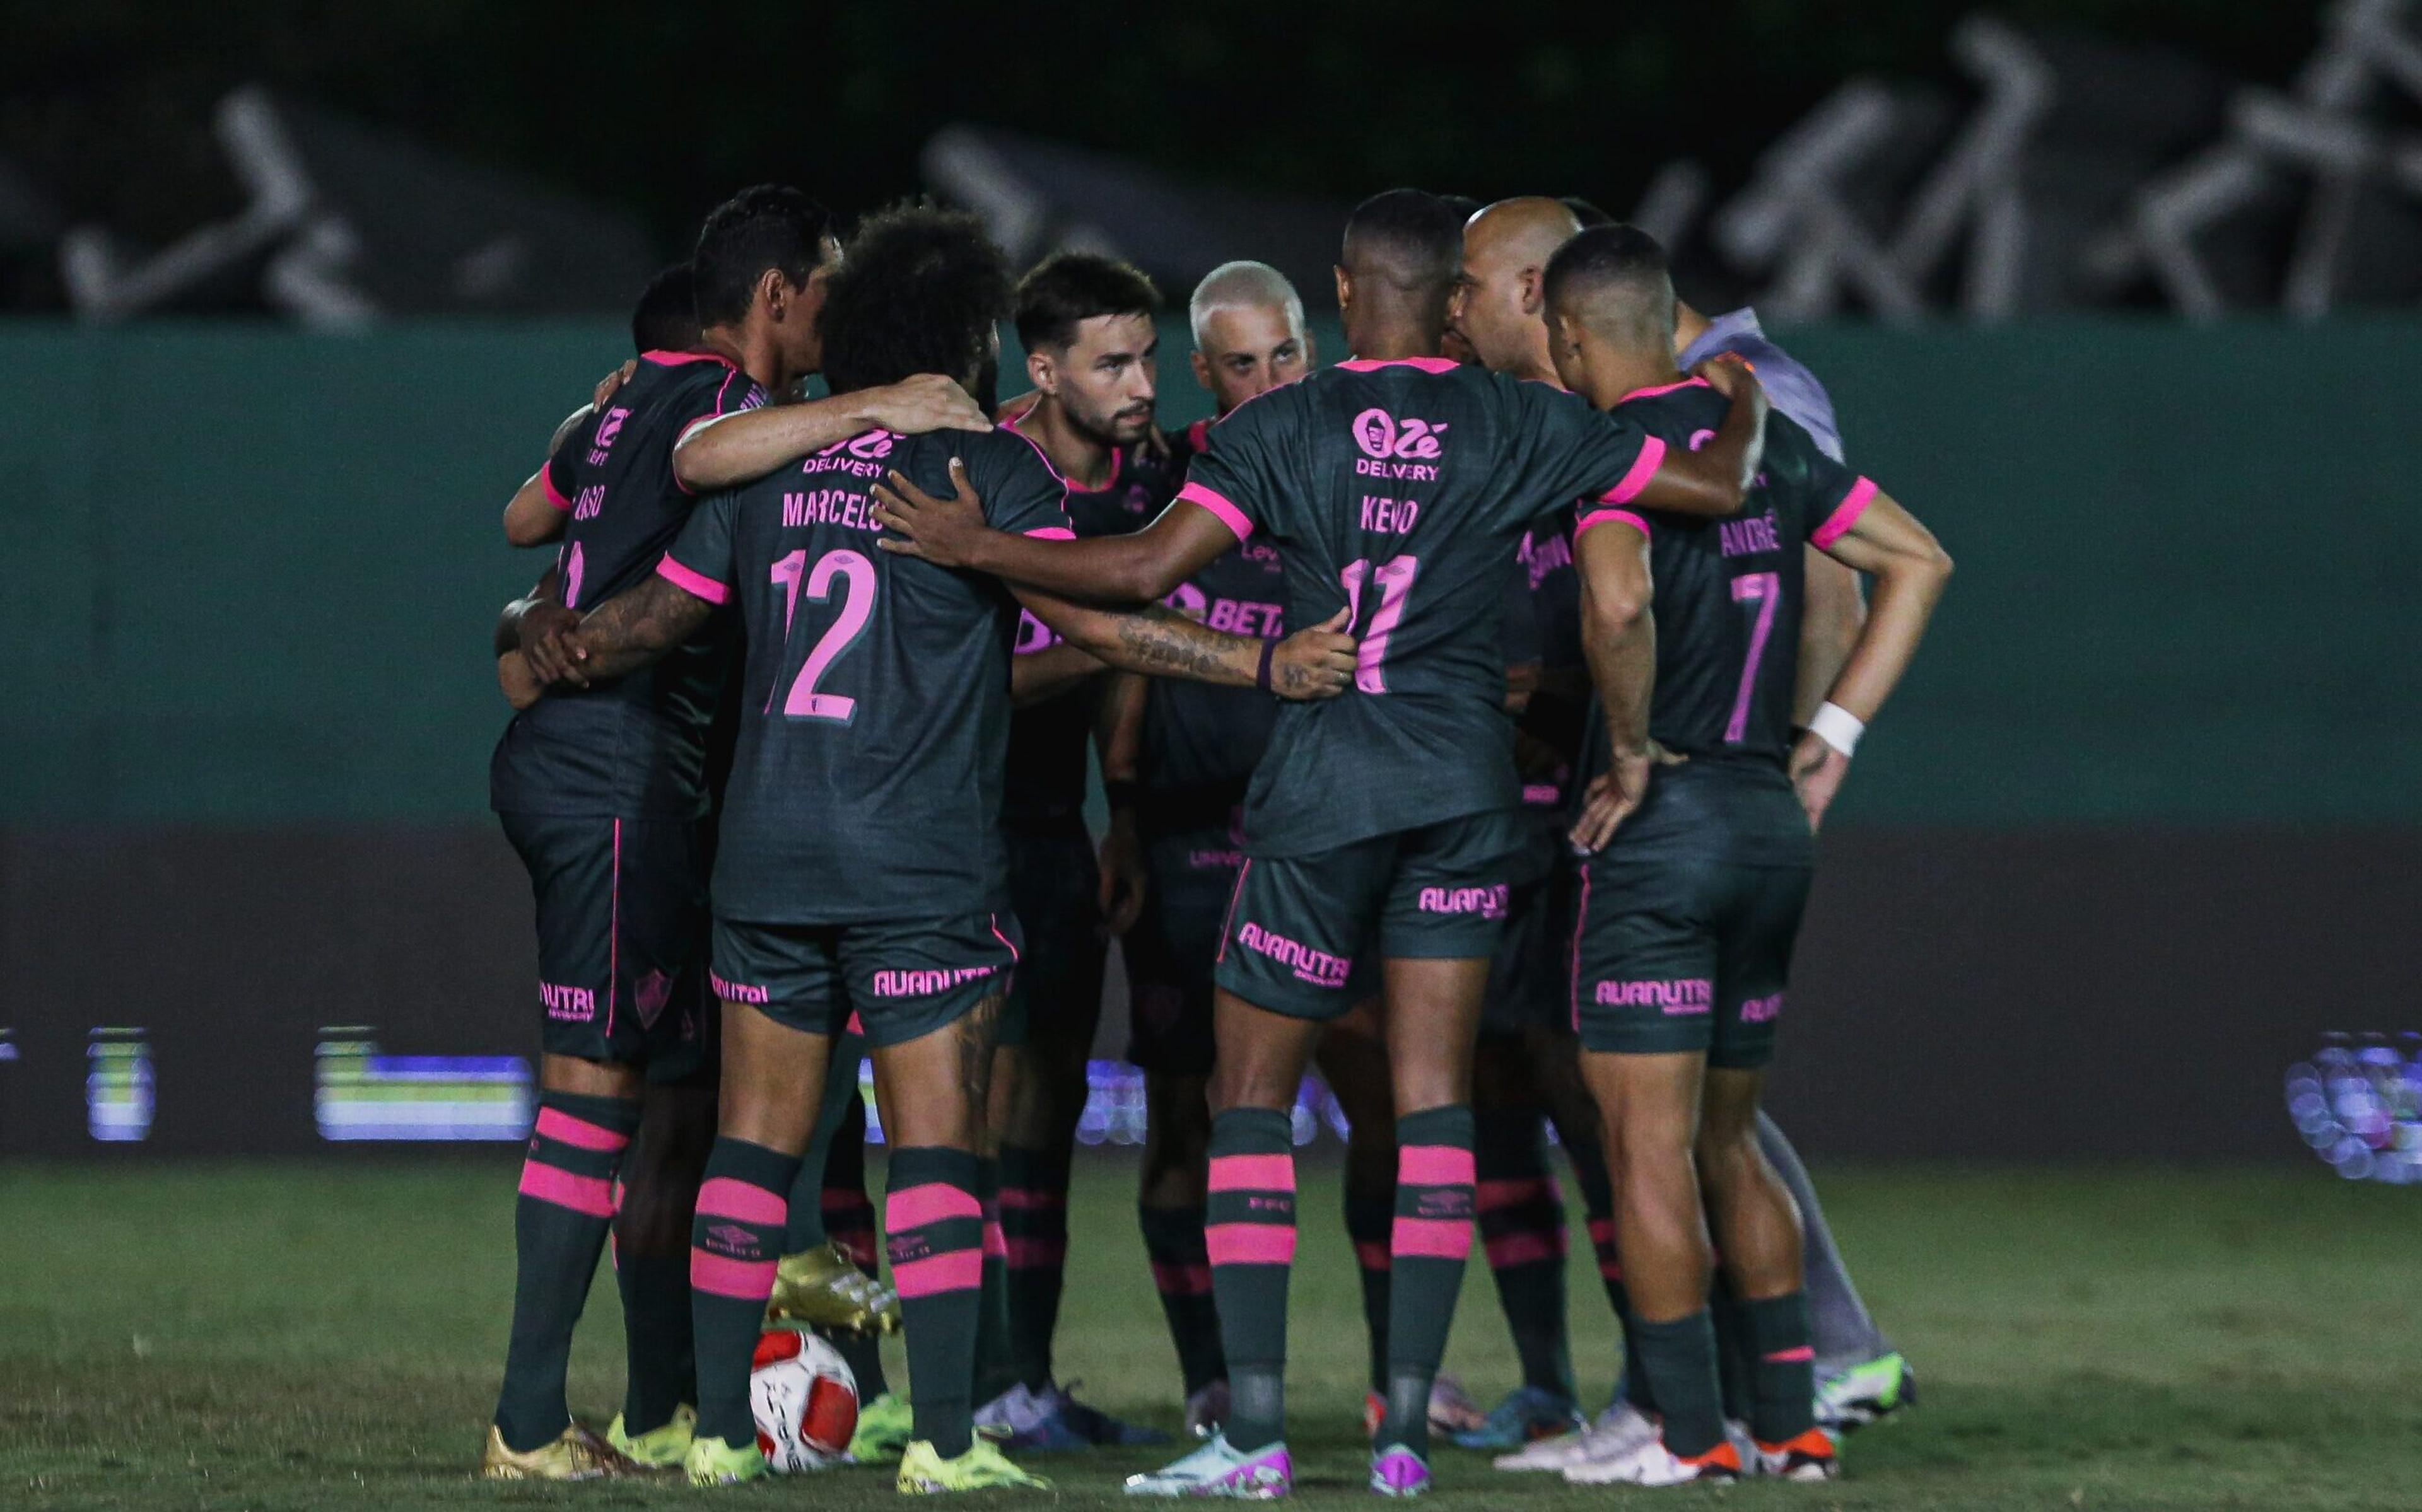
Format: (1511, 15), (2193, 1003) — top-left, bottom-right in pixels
(998, 419), (1176, 832)
(658, 425), (1073, 924)
(1177, 356), (1663, 858)
(1136, 419), (1290, 830)
(1575, 377), (1873, 860)
(489, 351), (764, 818)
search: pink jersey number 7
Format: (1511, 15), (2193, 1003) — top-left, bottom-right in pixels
(1724, 571), (1781, 743)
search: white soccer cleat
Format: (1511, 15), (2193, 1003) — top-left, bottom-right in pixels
(1123, 1431), (1292, 1499)
(1561, 1434), (1742, 1487)
(1494, 1399), (1658, 1472)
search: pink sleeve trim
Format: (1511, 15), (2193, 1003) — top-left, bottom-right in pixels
(1575, 508), (1650, 540)
(655, 555), (730, 605)
(1811, 477), (1877, 549)
(1176, 479), (1254, 542)
(1024, 526), (1076, 540)
(1596, 434), (1668, 507)
(541, 468), (572, 511)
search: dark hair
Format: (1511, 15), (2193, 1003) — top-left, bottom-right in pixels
(1542, 223), (1675, 343)
(819, 203), (1014, 397)
(1437, 193), (1482, 221)
(1340, 188), (1465, 289)
(691, 184), (833, 329)
(630, 263), (699, 354)
(1561, 196), (1616, 229)
(1012, 252), (1160, 354)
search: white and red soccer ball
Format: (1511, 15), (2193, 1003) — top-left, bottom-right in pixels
(749, 1328), (858, 1471)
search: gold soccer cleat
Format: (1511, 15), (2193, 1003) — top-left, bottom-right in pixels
(479, 1422), (635, 1481)
(766, 1240), (901, 1334)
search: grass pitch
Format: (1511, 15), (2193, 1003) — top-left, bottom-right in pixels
(2, 1159), (2416, 1510)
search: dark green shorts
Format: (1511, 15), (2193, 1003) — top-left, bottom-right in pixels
(497, 811), (714, 1083)
(1571, 851), (1812, 1069)
(1123, 820), (1246, 1076)
(1213, 809), (1521, 1021)
(708, 912), (1023, 1049)
(1480, 861), (1581, 1037)
(1000, 825), (1104, 1050)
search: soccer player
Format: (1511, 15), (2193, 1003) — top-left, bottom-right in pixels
(1542, 225), (1950, 1486)
(868, 187), (1771, 1498)
(1122, 259), (1408, 1437)
(481, 187), (995, 1483)
(979, 253), (1175, 1449)
(531, 204), (1358, 1492)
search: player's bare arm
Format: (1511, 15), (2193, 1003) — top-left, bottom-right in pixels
(672, 375), (992, 492)
(1625, 354), (1771, 518)
(549, 574), (718, 687)
(1792, 486), (1952, 830)
(1009, 643), (1108, 706)
(1014, 587), (1355, 701)
(871, 457), (1234, 605)
(1568, 521), (1666, 852)
(1796, 549), (1866, 727)
(501, 467), (568, 547)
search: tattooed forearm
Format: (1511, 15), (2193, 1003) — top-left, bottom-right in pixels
(1104, 603), (1254, 685)
(569, 576), (716, 680)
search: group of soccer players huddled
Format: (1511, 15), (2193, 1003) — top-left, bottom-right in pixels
(481, 180), (1951, 1496)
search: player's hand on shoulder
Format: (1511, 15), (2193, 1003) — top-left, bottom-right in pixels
(594, 358), (637, 410)
(872, 456), (992, 567)
(863, 374), (992, 437)
(1690, 351), (1762, 401)
(1789, 730), (1849, 834)
(1270, 607), (1357, 701)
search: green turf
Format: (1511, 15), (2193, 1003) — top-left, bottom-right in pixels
(3, 1159), (2416, 1509)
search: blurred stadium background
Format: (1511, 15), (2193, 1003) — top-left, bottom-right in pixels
(5, 3), (2422, 1505)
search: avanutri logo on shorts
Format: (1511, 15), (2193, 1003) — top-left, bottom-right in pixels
(1594, 978), (1713, 1016)
(1417, 884), (1509, 919)
(709, 971), (769, 1005)
(872, 965), (998, 998)
(539, 982), (595, 1021)
(1237, 922), (1352, 988)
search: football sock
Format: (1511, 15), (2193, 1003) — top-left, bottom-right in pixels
(822, 1095), (882, 1272)
(1139, 1201), (1226, 1393)
(971, 1154), (1019, 1404)
(1378, 1106), (1477, 1456)
(689, 1137), (799, 1449)
(1755, 1111), (1891, 1369)
(780, 1037), (868, 1255)
(887, 1146), (988, 1458)
(1474, 1108), (1574, 1398)
(495, 1090), (641, 1453)
(1630, 1310), (1726, 1457)
(1207, 1108), (1297, 1453)
(998, 1141), (1072, 1388)
(1713, 1282), (1756, 1423)
(1555, 1124), (1649, 1410)
(1343, 1182), (1395, 1395)
(1743, 1291), (1818, 1445)
(614, 1248), (694, 1435)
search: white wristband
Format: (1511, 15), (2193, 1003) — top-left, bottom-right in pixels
(1808, 702), (1864, 759)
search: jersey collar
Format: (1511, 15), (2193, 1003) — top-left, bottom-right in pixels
(1618, 375), (1711, 404)
(1337, 356), (1461, 373)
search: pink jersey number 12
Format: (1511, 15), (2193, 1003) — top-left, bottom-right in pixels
(768, 548), (878, 722)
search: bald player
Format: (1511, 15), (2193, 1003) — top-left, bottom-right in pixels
(1449, 197), (1917, 1470)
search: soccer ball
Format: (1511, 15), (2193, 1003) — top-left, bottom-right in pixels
(750, 1327), (858, 1471)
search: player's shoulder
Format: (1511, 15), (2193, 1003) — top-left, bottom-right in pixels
(635, 349), (753, 409)
(1612, 375), (1728, 441)
(951, 422), (1066, 496)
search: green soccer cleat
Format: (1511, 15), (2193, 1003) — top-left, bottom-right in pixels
(606, 1403), (695, 1469)
(897, 1437), (1053, 1494)
(683, 1433), (768, 1487)
(1818, 1352), (1915, 1432)
(849, 1390), (916, 1462)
